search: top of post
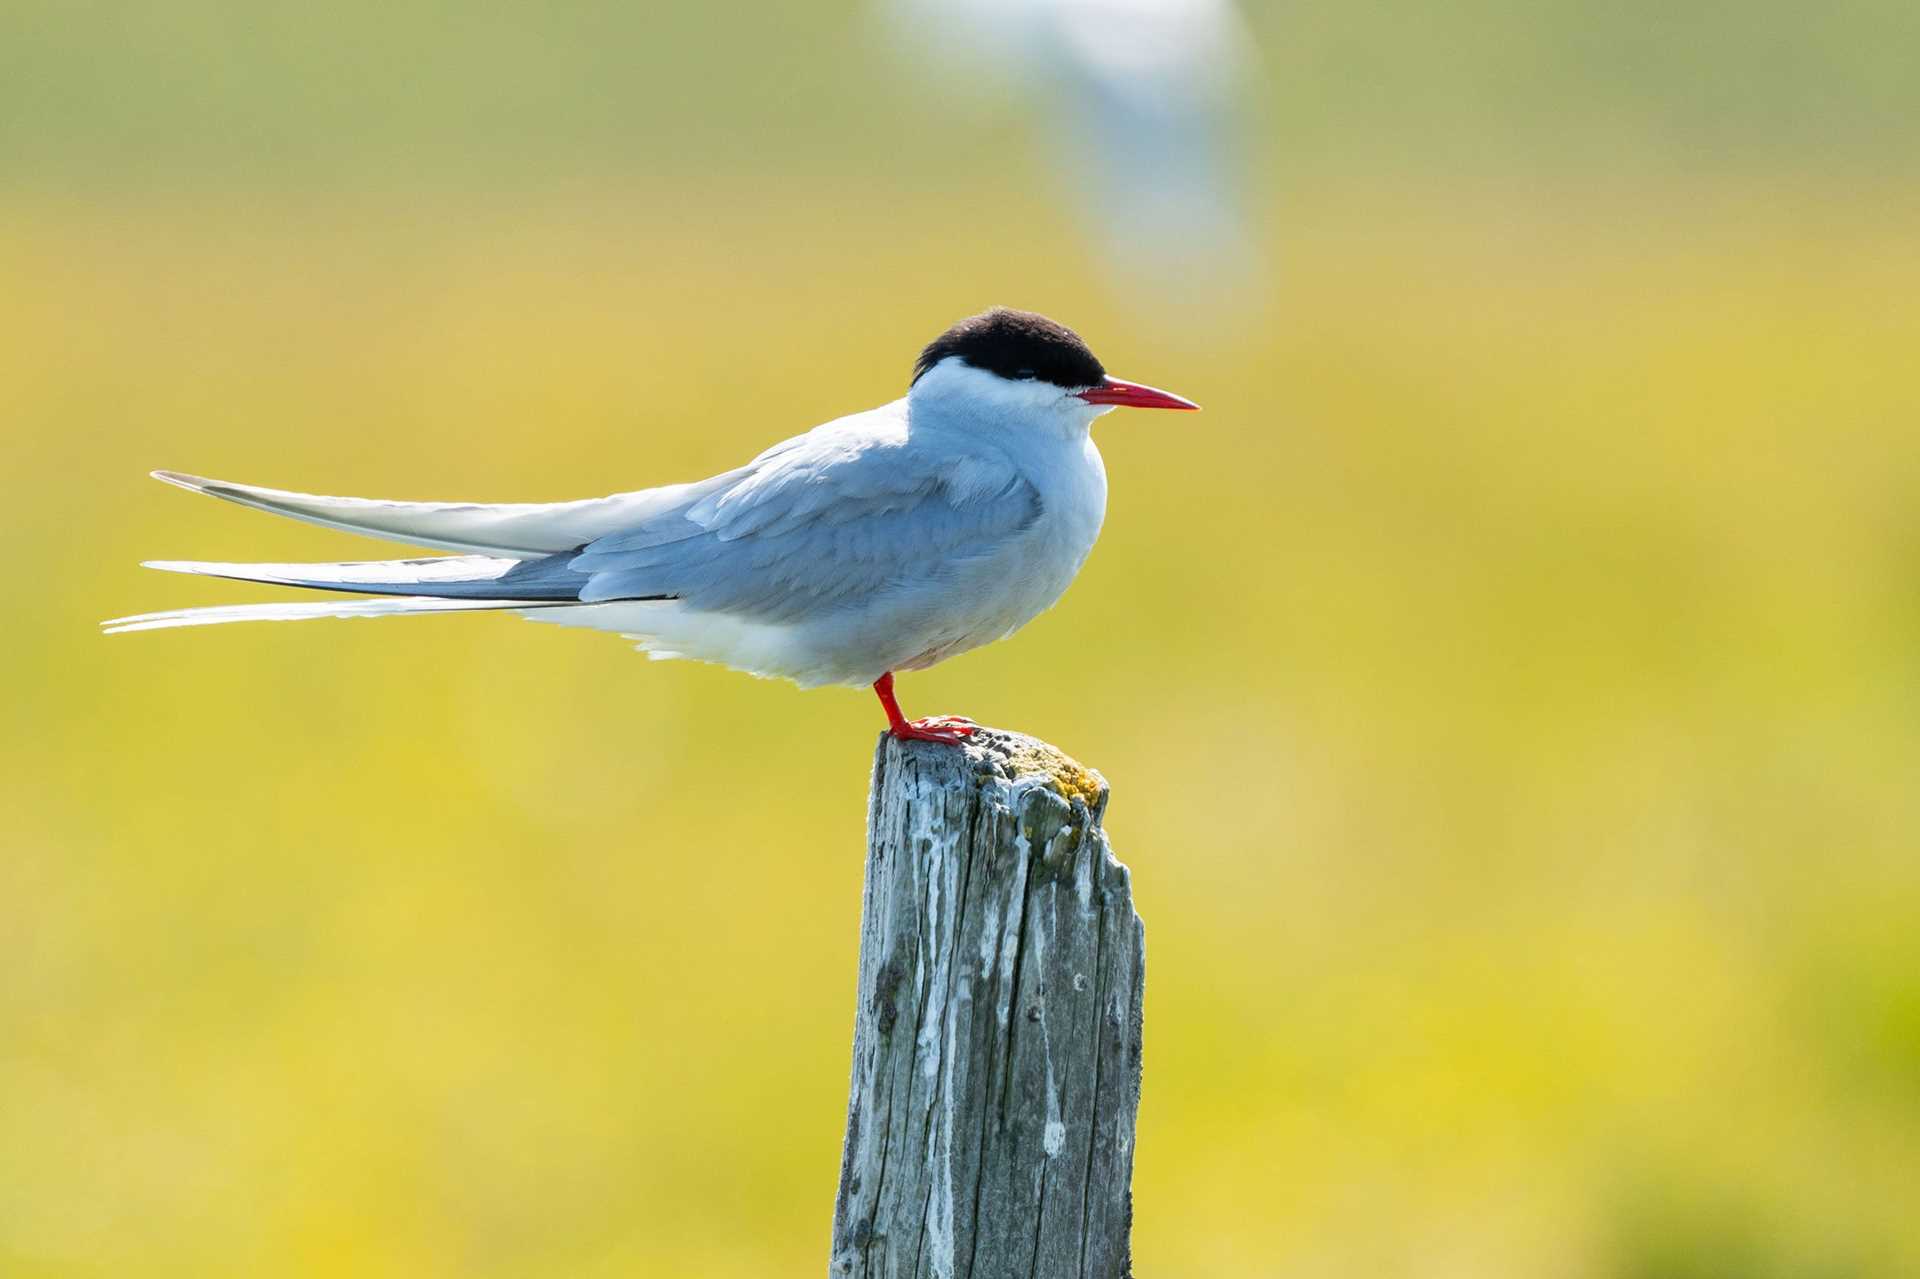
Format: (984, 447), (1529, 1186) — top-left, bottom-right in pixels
(874, 726), (1109, 818)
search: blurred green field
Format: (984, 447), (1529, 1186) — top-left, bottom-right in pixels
(4, 1), (1920, 1275)
(7, 178), (1917, 1277)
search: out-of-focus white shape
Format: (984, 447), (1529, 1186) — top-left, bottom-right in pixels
(881, 0), (1266, 325)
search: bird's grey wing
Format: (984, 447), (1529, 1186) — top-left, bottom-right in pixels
(567, 428), (1040, 623)
(145, 468), (752, 556)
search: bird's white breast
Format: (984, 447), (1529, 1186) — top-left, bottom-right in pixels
(887, 416), (1108, 675)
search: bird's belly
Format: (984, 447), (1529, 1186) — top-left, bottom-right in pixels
(540, 548), (1081, 690)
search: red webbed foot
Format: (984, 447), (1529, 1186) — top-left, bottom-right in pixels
(893, 715), (979, 744)
(871, 673), (979, 745)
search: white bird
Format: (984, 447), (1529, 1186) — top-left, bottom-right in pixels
(104, 308), (1199, 742)
(878, 0), (1262, 319)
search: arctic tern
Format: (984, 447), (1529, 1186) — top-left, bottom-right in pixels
(104, 308), (1198, 743)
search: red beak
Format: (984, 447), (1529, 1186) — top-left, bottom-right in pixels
(1076, 377), (1201, 411)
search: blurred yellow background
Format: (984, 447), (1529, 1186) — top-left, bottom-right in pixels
(4, 2), (1919, 1275)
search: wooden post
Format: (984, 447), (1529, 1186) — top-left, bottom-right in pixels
(831, 728), (1146, 1279)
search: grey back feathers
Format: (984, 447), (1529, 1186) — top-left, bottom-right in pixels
(117, 404), (1042, 623)
(568, 421), (1040, 623)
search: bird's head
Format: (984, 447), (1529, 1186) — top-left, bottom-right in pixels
(908, 308), (1199, 430)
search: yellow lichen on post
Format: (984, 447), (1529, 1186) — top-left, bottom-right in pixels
(1001, 737), (1106, 807)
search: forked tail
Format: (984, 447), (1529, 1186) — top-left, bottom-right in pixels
(102, 595), (547, 634)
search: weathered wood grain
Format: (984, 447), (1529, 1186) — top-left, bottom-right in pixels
(831, 728), (1145, 1279)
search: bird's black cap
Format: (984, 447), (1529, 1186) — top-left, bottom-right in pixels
(912, 308), (1107, 390)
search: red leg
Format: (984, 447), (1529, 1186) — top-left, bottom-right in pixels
(872, 672), (978, 744)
